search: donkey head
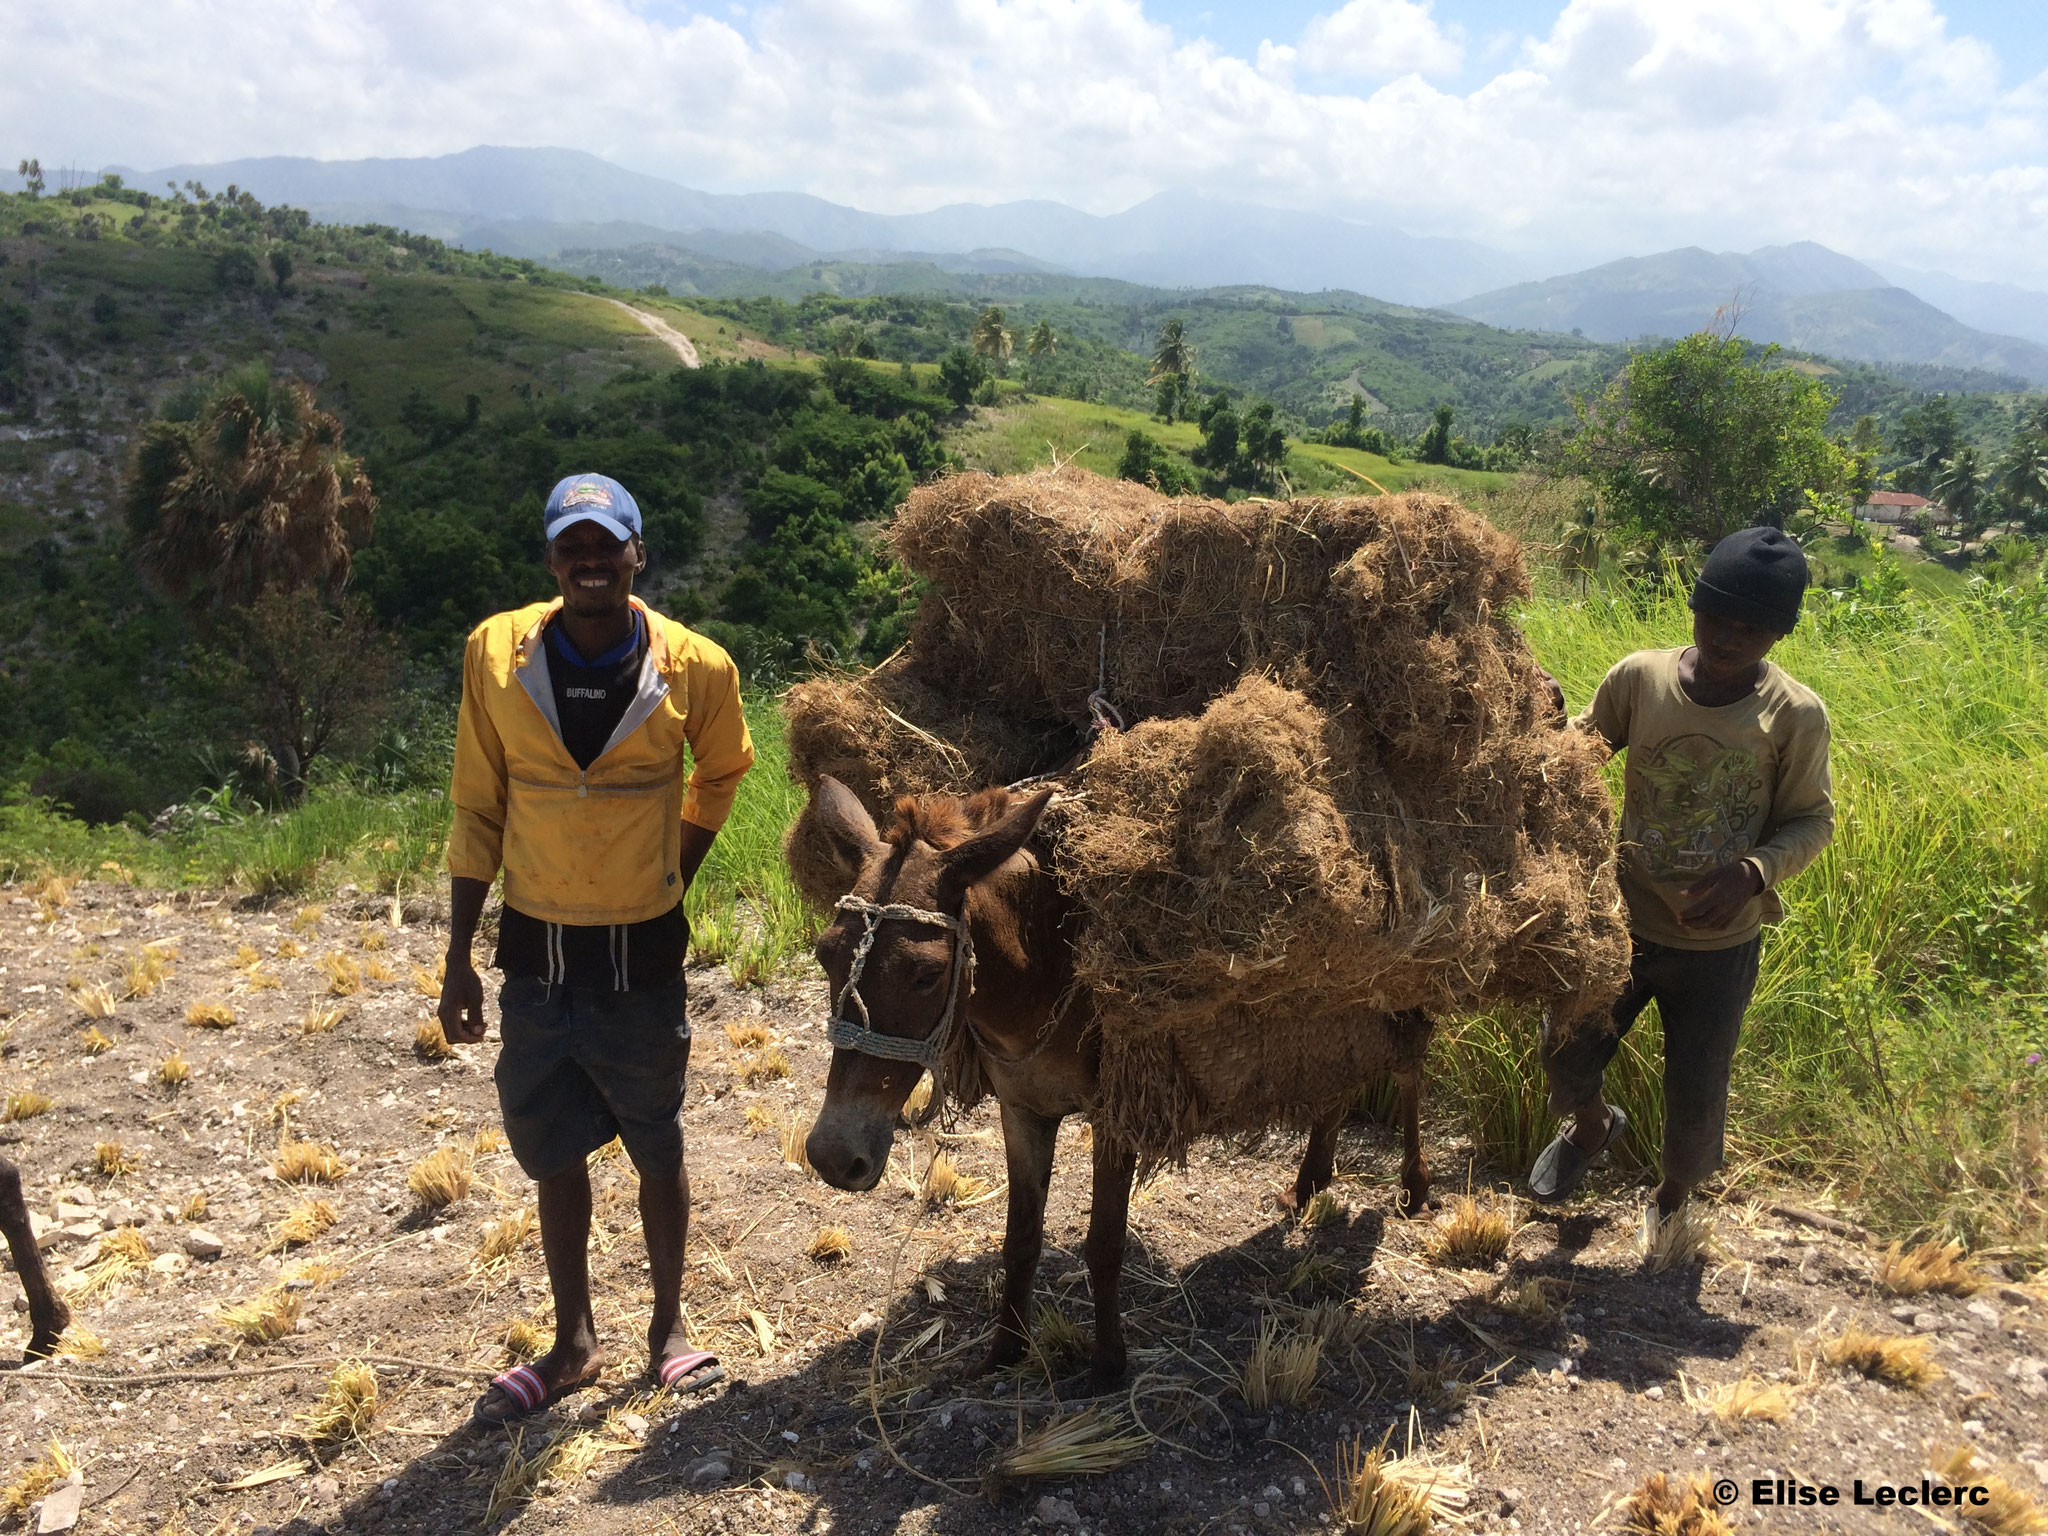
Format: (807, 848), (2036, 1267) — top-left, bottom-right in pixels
(804, 776), (1054, 1191)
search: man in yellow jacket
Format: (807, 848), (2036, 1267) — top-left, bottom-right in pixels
(438, 472), (752, 1425)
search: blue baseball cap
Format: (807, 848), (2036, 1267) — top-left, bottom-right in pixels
(544, 473), (642, 543)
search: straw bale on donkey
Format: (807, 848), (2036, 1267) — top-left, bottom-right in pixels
(786, 467), (1628, 1161)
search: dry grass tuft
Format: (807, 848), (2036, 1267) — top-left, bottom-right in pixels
(922, 1151), (992, 1206)
(234, 943), (262, 968)
(504, 1318), (546, 1362)
(55, 1327), (106, 1360)
(1640, 1201), (1717, 1274)
(724, 1020), (771, 1049)
(269, 1089), (305, 1127)
(1614, 1471), (1735, 1536)
(291, 904), (325, 933)
(298, 1361), (379, 1444)
(273, 1138), (347, 1185)
(743, 1104), (777, 1134)
(413, 1018), (457, 1060)
(1425, 1193), (1516, 1268)
(779, 1113), (814, 1174)
(739, 1044), (790, 1084)
(1879, 1239), (1983, 1298)
(807, 1225), (853, 1262)
(408, 1143), (475, 1209)
(73, 981), (117, 1019)
(995, 1408), (1151, 1480)
(317, 952), (364, 996)
(289, 1259), (348, 1289)
(218, 1287), (301, 1344)
(363, 957), (395, 984)
(1301, 1298), (1373, 1350)
(300, 1002), (346, 1035)
(121, 944), (172, 998)
(1284, 1252), (1345, 1296)
(475, 1208), (537, 1272)
(186, 1000), (236, 1029)
(1030, 1301), (1089, 1376)
(1928, 1444), (2048, 1536)
(245, 964), (282, 991)
(473, 1126), (508, 1156)
(179, 1193), (207, 1221)
(1818, 1326), (1940, 1390)
(2, 1090), (54, 1123)
(412, 958), (445, 997)
(155, 1049), (192, 1089)
(358, 923), (387, 952)
(92, 1141), (138, 1178)
(1497, 1275), (1562, 1326)
(589, 1135), (628, 1165)
(265, 1199), (339, 1254)
(1298, 1188), (1344, 1228)
(0, 1439), (75, 1520)
(64, 1227), (152, 1300)
(1241, 1316), (1322, 1410)
(1324, 1431), (1470, 1535)
(79, 1025), (113, 1056)
(1679, 1371), (1796, 1426)
(275, 937), (305, 959)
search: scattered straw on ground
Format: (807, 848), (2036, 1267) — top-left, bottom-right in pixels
(1612, 1471), (1735, 1535)
(1817, 1326), (1940, 1390)
(1879, 1239), (1982, 1297)
(996, 1408), (1151, 1480)
(273, 1138), (347, 1184)
(408, 1143), (475, 1208)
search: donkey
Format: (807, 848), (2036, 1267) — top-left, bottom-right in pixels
(802, 776), (1432, 1391)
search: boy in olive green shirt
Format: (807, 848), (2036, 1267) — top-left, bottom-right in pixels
(1530, 527), (1834, 1216)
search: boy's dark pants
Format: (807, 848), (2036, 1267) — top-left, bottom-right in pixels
(1541, 936), (1761, 1187)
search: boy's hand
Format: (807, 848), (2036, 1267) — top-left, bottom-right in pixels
(439, 956), (487, 1044)
(1534, 667), (1566, 724)
(1677, 861), (1764, 930)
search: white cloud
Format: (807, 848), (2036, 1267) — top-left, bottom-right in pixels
(1297, 0), (1463, 81)
(3, 0), (2044, 285)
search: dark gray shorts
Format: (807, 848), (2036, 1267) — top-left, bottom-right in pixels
(1541, 936), (1761, 1187)
(494, 975), (692, 1181)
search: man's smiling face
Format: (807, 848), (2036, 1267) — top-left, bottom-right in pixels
(546, 519), (641, 618)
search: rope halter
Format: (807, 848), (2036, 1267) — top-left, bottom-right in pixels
(823, 894), (975, 1124)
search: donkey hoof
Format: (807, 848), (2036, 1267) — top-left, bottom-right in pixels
(1394, 1183), (1435, 1218)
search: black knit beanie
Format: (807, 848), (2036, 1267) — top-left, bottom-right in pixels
(1690, 527), (1808, 633)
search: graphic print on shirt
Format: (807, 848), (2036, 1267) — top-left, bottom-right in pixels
(1624, 734), (1766, 883)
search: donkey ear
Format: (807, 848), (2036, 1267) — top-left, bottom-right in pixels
(811, 776), (884, 877)
(937, 787), (1055, 905)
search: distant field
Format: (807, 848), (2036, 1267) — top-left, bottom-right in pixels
(948, 394), (1517, 495)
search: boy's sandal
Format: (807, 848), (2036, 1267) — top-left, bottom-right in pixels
(472, 1363), (597, 1428)
(1527, 1105), (1629, 1203)
(655, 1350), (724, 1395)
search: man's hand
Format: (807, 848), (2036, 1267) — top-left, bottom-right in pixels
(1677, 861), (1765, 931)
(1534, 666), (1567, 725)
(439, 956), (487, 1044)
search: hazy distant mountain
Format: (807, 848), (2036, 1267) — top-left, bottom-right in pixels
(127, 145), (1536, 307)
(1867, 262), (2048, 350)
(1447, 243), (2048, 385)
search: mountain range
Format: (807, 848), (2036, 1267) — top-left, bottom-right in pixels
(114, 146), (2048, 385)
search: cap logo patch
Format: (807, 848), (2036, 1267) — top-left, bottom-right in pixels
(561, 481), (614, 508)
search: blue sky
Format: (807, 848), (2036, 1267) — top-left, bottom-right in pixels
(9, 0), (2048, 284)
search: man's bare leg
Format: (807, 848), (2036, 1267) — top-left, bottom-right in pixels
(639, 1158), (692, 1369)
(526, 1166), (605, 1391)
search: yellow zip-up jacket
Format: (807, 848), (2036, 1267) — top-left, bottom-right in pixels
(446, 597), (754, 926)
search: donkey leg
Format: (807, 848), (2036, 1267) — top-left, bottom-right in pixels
(1279, 1100), (1349, 1213)
(983, 1102), (1060, 1376)
(1084, 1130), (1139, 1390)
(0, 1158), (67, 1359)
(1394, 1070), (1432, 1216)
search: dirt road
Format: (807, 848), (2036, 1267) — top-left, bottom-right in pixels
(0, 880), (2043, 1534)
(609, 299), (701, 367)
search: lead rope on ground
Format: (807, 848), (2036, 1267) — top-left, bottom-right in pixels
(866, 1215), (977, 1499)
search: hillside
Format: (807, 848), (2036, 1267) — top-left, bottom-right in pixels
(1449, 242), (2048, 385)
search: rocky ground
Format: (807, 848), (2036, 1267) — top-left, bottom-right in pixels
(0, 878), (2043, 1536)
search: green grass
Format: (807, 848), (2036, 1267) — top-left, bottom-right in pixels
(948, 394), (1514, 495)
(0, 697), (820, 988)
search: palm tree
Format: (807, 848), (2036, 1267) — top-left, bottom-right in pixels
(126, 363), (377, 609)
(1559, 506), (1611, 595)
(971, 307), (1013, 366)
(1025, 319), (1056, 358)
(1933, 448), (1986, 540)
(1150, 317), (1195, 383)
(1999, 435), (2048, 526)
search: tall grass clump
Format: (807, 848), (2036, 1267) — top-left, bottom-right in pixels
(1470, 575), (2048, 1246)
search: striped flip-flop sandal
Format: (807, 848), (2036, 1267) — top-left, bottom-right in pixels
(654, 1350), (724, 1395)
(472, 1362), (596, 1428)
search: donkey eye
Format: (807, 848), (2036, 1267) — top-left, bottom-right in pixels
(911, 962), (945, 991)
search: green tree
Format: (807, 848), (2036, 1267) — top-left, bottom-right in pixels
(125, 364), (378, 609)
(268, 247), (294, 296)
(1892, 395), (1959, 496)
(1556, 332), (1844, 546)
(1416, 403), (1454, 465)
(971, 307), (1013, 372)
(1999, 433), (2048, 533)
(1843, 413), (1882, 504)
(1934, 447), (1988, 539)
(1191, 391), (1239, 483)
(214, 245), (259, 292)
(1149, 317), (1196, 422)
(937, 347), (988, 408)
(1240, 400), (1286, 487)
(1116, 429), (1194, 495)
(1025, 319), (1056, 359)
(15, 158), (42, 198)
